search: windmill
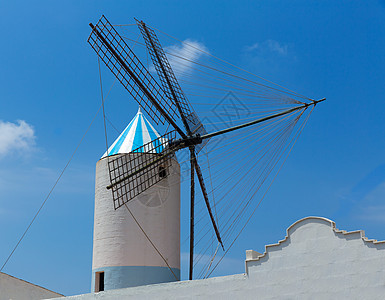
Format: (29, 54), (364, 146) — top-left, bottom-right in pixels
(88, 15), (324, 280)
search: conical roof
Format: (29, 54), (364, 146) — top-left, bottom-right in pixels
(101, 107), (163, 158)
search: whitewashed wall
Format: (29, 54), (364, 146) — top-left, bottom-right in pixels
(0, 272), (62, 300)
(57, 217), (385, 299)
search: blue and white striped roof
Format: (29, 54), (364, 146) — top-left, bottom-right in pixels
(101, 107), (163, 158)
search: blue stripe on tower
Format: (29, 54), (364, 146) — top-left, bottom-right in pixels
(143, 116), (162, 153)
(91, 266), (180, 291)
(132, 114), (143, 150)
(109, 115), (138, 155)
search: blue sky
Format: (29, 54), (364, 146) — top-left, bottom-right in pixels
(1, 0), (385, 296)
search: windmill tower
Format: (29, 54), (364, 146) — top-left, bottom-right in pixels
(92, 108), (181, 292)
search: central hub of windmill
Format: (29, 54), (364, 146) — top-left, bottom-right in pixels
(168, 134), (203, 150)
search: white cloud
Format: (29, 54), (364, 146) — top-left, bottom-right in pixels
(355, 181), (385, 223)
(357, 205), (385, 223)
(0, 120), (36, 157)
(245, 39), (288, 56)
(165, 39), (209, 74)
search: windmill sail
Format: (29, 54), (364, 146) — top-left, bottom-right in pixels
(136, 20), (224, 270)
(137, 20), (210, 152)
(107, 130), (177, 210)
(88, 15), (181, 126)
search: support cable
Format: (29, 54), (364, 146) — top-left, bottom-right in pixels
(0, 101), (103, 272)
(99, 57), (109, 156)
(193, 110), (309, 273)
(120, 34), (310, 102)
(151, 27), (311, 100)
(0, 46), (125, 272)
(124, 203), (178, 281)
(205, 107), (314, 278)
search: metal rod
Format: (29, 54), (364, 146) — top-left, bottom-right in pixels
(192, 151), (224, 250)
(189, 147), (195, 280)
(201, 98), (325, 141)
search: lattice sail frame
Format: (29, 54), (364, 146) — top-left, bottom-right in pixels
(107, 131), (177, 210)
(88, 15), (180, 125)
(136, 21), (210, 152)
